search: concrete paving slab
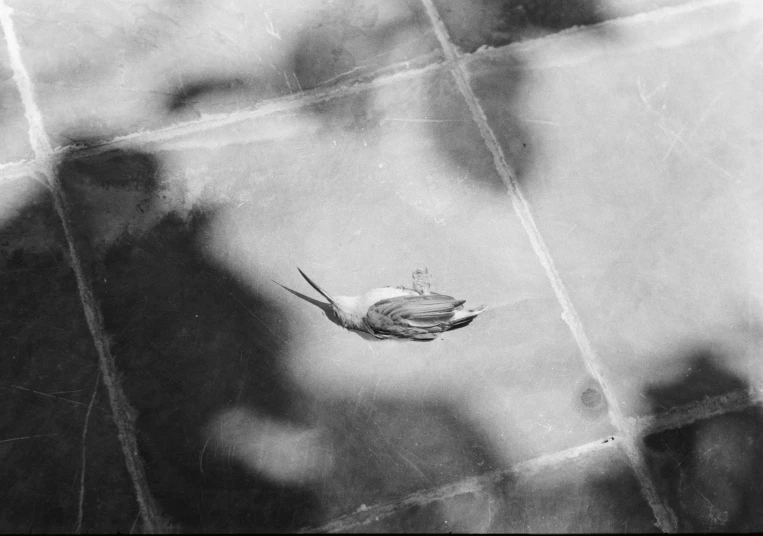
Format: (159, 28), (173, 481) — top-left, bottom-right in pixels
(5, 0), (441, 148)
(4, 0), (762, 531)
(0, 176), (138, 533)
(466, 0), (763, 417)
(52, 66), (620, 529)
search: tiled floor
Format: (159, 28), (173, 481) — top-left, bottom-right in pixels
(1, 0), (762, 532)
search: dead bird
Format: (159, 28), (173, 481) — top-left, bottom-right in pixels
(297, 268), (487, 340)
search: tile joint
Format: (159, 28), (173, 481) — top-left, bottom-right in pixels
(0, 2), (165, 532)
(300, 435), (620, 533)
(420, 0), (683, 531)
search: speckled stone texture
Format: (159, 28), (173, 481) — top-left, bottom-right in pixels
(1, 0), (762, 533)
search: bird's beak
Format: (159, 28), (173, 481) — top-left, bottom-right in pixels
(297, 268), (336, 305)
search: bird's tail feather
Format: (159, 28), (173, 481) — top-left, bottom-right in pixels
(297, 268), (336, 305)
(451, 305), (488, 327)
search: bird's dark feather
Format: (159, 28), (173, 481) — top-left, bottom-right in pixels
(364, 295), (479, 340)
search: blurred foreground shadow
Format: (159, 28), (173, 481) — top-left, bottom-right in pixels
(54, 145), (504, 531)
(643, 349), (763, 532)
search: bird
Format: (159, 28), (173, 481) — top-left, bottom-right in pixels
(297, 268), (487, 340)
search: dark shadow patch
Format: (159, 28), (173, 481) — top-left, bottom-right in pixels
(0, 183), (138, 533)
(485, 441), (658, 532)
(433, 0), (612, 53)
(642, 349), (763, 532)
(54, 146), (322, 531)
(645, 349), (747, 413)
(166, 78), (249, 113)
(54, 143), (506, 531)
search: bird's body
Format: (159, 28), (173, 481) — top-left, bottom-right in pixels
(297, 268), (487, 340)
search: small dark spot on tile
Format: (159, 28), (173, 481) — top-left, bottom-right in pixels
(581, 387), (602, 408)
(573, 376), (608, 420)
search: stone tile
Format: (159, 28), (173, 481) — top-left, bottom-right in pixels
(57, 66), (618, 529)
(643, 406), (763, 532)
(6, 0), (441, 147)
(467, 0), (763, 416)
(0, 30), (33, 164)
(335, 441), (659, 533)
(0, 176), (137, 533)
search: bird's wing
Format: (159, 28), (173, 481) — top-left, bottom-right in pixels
(364, 294), (464, 336)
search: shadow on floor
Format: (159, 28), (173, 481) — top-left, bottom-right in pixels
(51, 145), (506, 531)
(642, 349), (763, 532)
(0, 182), (139, 533)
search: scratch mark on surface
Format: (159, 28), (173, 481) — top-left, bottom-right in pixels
(319, 66), (364, 86)
(519, 117), (560, 126)
(395, 448), (434, 486)
(0, 433), (57, 444)
(129, 511), (140, 535)
(199, 436), (211, 476)
(293, 71), (303, 92)
(662, 123), (688, 161)
(381, 117), (464, 123)
(75, 374), (100, 534)
(11, 385), (87, 407)
(263, 10), (281, 40)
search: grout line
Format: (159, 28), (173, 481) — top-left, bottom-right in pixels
(628, 386), (762, 437)
(0, 2), (164, 532)
(0, 0), (748, 177)
(22, 60), (445, 163)
(301, 435), (619, 533)
(0, 3), (51, 160)
(420, 0), (678, 532)
(0, 1), (753, 532)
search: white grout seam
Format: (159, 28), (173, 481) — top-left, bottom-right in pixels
(628, 386), (762, 436)
(0, 2), (163, 532)
(0, 3), (51, 159)
(420, 0), (679, 531)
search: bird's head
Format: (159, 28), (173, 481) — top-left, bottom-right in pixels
(329, 295), (365, 328)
